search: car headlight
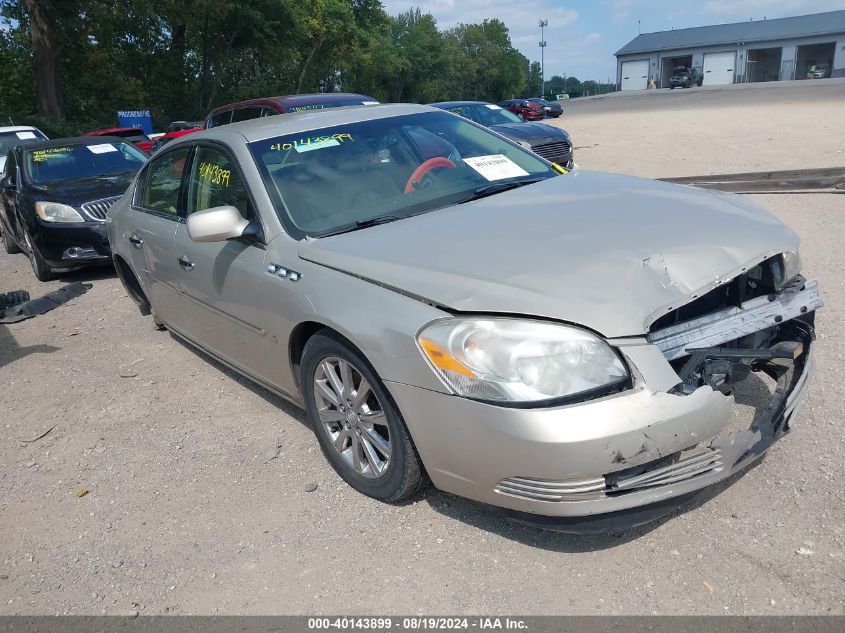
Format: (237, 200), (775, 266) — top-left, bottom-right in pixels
(417, 318), (629, 405)
(35, 201), (85, 223)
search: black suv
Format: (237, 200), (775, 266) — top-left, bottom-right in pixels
(670, 66), (703, 89)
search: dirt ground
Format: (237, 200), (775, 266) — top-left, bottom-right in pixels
(1, 81), (844, 616)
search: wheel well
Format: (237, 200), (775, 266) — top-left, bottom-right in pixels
(289, 321), (330, 391)
(113, 255), (151, 316)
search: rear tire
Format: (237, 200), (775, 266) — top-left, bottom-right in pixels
(24, 231), (54, 282)
(1, 225), (21, 254)
(301, 331), (427, 502)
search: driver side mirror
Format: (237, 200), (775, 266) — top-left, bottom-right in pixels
(1, 176), (14, 190)
(186, 205), (249, 243)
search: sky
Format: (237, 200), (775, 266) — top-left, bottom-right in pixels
(380, 0), (845, 82)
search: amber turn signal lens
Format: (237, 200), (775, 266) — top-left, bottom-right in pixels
(419, 338), (476, 377)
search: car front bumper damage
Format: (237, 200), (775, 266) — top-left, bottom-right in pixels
(387, 278), (821, 529)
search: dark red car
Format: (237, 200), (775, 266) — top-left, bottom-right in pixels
(497, 99), (546, 121)
(85, 127), (154, 154)
(205, 93), (379, 128)
(149, 127), (203, 154)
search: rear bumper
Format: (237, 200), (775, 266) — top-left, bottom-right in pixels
(32, 219), (112, 268)
(387, 323), (815, 523)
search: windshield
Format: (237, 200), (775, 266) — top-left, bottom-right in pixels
(0, 129), (47, 156)
(24, 142), (147, 184)
(528, 99), (550, 105)
(444, 104), (522, 126)
(249, 111), (556, 238)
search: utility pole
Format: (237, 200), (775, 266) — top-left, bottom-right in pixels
(538, 19), (548, 98)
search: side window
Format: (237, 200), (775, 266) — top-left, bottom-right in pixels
(207, 110), (232, 128)
(231, 107), (262, 123)
(186, 146), (253, 221)
(138, 147), (190, 216)
(260, 107), (278, 117)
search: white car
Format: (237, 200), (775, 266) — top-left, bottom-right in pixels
(0, 126), (48, 174)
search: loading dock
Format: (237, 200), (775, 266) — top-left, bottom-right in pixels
(796, 42), (835, 78)
(660, 55), (693, 88)
(746, 47), (783, 82)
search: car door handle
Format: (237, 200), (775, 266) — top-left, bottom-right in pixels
(129, 234), (143, 248)
(177, 255), (194, 271)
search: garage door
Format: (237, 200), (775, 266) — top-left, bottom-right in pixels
(621, 60), (649, 90)
(702, 52), (736, 85)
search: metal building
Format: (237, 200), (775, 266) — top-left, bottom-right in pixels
(615, 10), (845, 90)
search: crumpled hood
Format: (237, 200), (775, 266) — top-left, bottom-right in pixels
(489, 121), (568, 143)
(298, 171), (798, 337)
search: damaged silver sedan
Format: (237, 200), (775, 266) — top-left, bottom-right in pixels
(107, 104), (822, 528)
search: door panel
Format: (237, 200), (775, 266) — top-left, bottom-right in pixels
(171, 143), (281, 384)
(126, 147), (191, 323)
(172, 227), (280, 383)
(125, 212), (180, 322)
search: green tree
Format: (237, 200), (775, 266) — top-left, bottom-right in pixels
(527, 61), (541, 98)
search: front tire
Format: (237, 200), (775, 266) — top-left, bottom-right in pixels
(24, 230), (53, 281)
(301, 331), (426, 502)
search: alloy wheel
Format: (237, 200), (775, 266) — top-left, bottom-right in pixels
(313, 356), (392, 479)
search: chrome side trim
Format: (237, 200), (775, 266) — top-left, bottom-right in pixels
(647, 279), (822, 361)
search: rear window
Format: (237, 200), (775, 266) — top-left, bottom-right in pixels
(24, 142), (147, 184)
(108, 129), (148, 140)
(0, 129), (47, 156)
(284, 98), (379, 113)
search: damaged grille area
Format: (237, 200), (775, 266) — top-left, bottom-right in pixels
(651, 254), (791, 333)
(495, 448), (724, 503)
(648, 277), (822, 362)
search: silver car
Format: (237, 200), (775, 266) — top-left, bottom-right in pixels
(107, 104), (821, 528)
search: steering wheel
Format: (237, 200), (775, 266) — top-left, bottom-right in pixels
(404, 157), (457, 193)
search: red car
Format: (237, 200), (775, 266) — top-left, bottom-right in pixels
(149, 127), (203, 153)
(205, 93), (379, 128)
(497, 99), (546, 121)
(85, 127), (155, 154)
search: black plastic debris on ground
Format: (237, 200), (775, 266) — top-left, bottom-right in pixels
(0, 282), (92, 324)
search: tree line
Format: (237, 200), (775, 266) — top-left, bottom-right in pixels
(0, 1), (612, 137)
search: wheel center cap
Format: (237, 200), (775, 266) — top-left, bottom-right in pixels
(345, 410), (358, 426)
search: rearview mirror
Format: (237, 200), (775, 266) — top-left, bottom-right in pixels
(186, 205), (249, 243)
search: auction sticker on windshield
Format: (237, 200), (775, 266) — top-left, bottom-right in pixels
(463, 154), (529, 181)
(16, 131), (36, 139)
(87, 143), (118, 154)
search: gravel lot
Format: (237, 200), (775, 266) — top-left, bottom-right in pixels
(1, 81), (843, 616)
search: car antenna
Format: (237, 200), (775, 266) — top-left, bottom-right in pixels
(8, 117), (13, 125)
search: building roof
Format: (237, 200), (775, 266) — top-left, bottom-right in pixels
(616, 10), (845, 55)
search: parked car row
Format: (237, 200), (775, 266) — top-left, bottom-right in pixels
(0, 92), (573, 281)
(1, 91), (817, 531)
